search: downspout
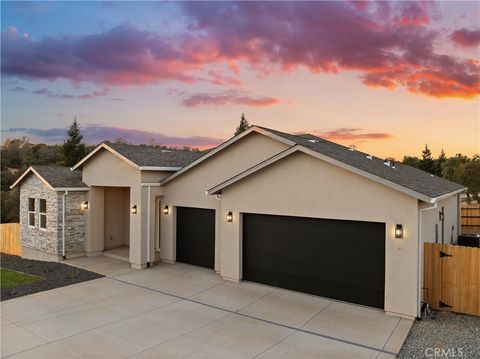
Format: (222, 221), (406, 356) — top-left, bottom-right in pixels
(417, 201), (438, 318)
(147, 185), (151, 267)
(140, 182), (161, 268)
(62, 190), (68, 260)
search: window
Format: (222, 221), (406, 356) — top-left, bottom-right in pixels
(28, 198), (35, 227)
(39, 199), (47, 229)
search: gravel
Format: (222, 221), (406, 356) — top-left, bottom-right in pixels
(398, 310), (480, 359)
(1, 253), (103, 301)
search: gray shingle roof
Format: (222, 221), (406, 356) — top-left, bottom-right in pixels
(106, 143), (205, 168)
(31, 166), (87, 189)
(257, 126), (466, 200)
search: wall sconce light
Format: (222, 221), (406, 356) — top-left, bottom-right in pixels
(395, 224), (404, 238)
(131, 205), (137, 214)
(81, 201), (89, 210)
(226, 212), (233, 222)
(163, 205), (169, 215)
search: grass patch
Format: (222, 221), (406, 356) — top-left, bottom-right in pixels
(1, 268), (44, 289)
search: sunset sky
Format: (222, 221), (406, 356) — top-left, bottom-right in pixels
(1, 1), (479, 159)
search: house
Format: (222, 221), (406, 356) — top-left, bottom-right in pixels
(11, 126), (466, 319)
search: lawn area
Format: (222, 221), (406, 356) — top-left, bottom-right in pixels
(1, 268), (43, 289)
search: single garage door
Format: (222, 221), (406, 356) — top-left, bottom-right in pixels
(176, 207), (215, 269)
(243, 213), (385, 308)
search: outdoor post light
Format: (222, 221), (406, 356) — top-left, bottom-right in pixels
(395, 224), (404, 238)
(163, 205), (169, 215)
(131, 205), (137, 214)
(81, 201), (89, 210)
(226, 212), (233, 222)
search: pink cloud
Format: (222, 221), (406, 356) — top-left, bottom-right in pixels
(2, 2), (479, 99)
(315, 128), (393, 142)
(451, 28), (480, 48)
(181, 90), (280, 107)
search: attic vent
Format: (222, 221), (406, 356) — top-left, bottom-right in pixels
(161, 150), (171, 153)
(430, 174), (434, 177)
(308, 139), (319, 144)
(366, 154), (373, 160)
(348, 145), (356, 151)
(384, 160), (391, 167)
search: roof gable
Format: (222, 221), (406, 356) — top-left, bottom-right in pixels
(72, 143), (204, 171)
(10, 166), (88, 191)
(207, 129), (466, 202)
(160, 126), (295, 185)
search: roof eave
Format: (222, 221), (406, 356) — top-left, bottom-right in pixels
(54, 187), (90, 192)
(139, 166), (181, 171)
(430, 188), (468, 203)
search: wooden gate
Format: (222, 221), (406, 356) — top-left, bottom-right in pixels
(424, 243), (480, 316)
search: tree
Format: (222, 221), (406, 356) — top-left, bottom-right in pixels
(419, 144), (435, 174)
(453, 158), (480, 202)
(402, 155), (420, 168)
(62, 118), (86, 167)
(441, 154), (469, 180)
(435, 149), (447, 176)
(234, 113), (250, 136)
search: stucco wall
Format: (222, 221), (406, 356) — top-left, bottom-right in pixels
(160, 132), (290, 270)
(20, 175), (87, 258)
(82, 148), (168, 267)
(219, 151), (420, 318)
(103, 187), (130, 249)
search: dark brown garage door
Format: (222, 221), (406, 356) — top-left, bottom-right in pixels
(176, 207), (215, 269)
(243, 213), (385, 308)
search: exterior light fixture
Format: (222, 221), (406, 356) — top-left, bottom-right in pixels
(131, 205), (137, 214)
(395, 224), (404, 238)
(163, 205), (169, 215)
(81, 201), (89, 210)
(226, 212), (233, 222)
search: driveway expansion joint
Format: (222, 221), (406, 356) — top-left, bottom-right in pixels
(111, 275), (397, 356)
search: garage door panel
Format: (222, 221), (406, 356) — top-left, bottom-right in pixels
(176, 207), (215, 269)
(245, 252), (385, 288)
(243, 213), (385, 308)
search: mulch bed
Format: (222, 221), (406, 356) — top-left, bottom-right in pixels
(1, 253), (103, 301)
(398, 310), (480, 359)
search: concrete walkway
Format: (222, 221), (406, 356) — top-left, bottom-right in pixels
(1, 256), (413, 358)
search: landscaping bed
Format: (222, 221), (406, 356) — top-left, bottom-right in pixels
(398, 311), (480, 359)
(1, 253), (103, 301)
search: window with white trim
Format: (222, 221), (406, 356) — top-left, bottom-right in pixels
(28, 198), (35, 227)
(39, 199), (47, 229)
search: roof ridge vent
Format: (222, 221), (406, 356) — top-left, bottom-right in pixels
(161, 149), (172, 153)
(366, 154), (373, 160)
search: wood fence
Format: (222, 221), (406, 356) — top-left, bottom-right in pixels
(424, 243), (479, 316)
(461, 205), (480, 234)
(0, 223), (21, 256)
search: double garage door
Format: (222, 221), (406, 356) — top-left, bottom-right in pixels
(176, 208), (385, 309)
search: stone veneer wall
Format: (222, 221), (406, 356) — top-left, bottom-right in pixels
(56, 191), (87, 255)
(19, 175), (87, 257)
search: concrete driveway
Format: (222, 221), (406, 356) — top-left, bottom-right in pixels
(1, 257), (412, 358)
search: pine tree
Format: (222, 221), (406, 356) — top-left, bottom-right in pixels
(419, 144), (435, 174)
(234, 113), (250, 136)
(62, 117), (86, 167)
(435, 149), (447, 176)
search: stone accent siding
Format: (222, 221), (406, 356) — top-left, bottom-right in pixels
(56, 191), (87, 255)
(19, 175), (87, 256)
